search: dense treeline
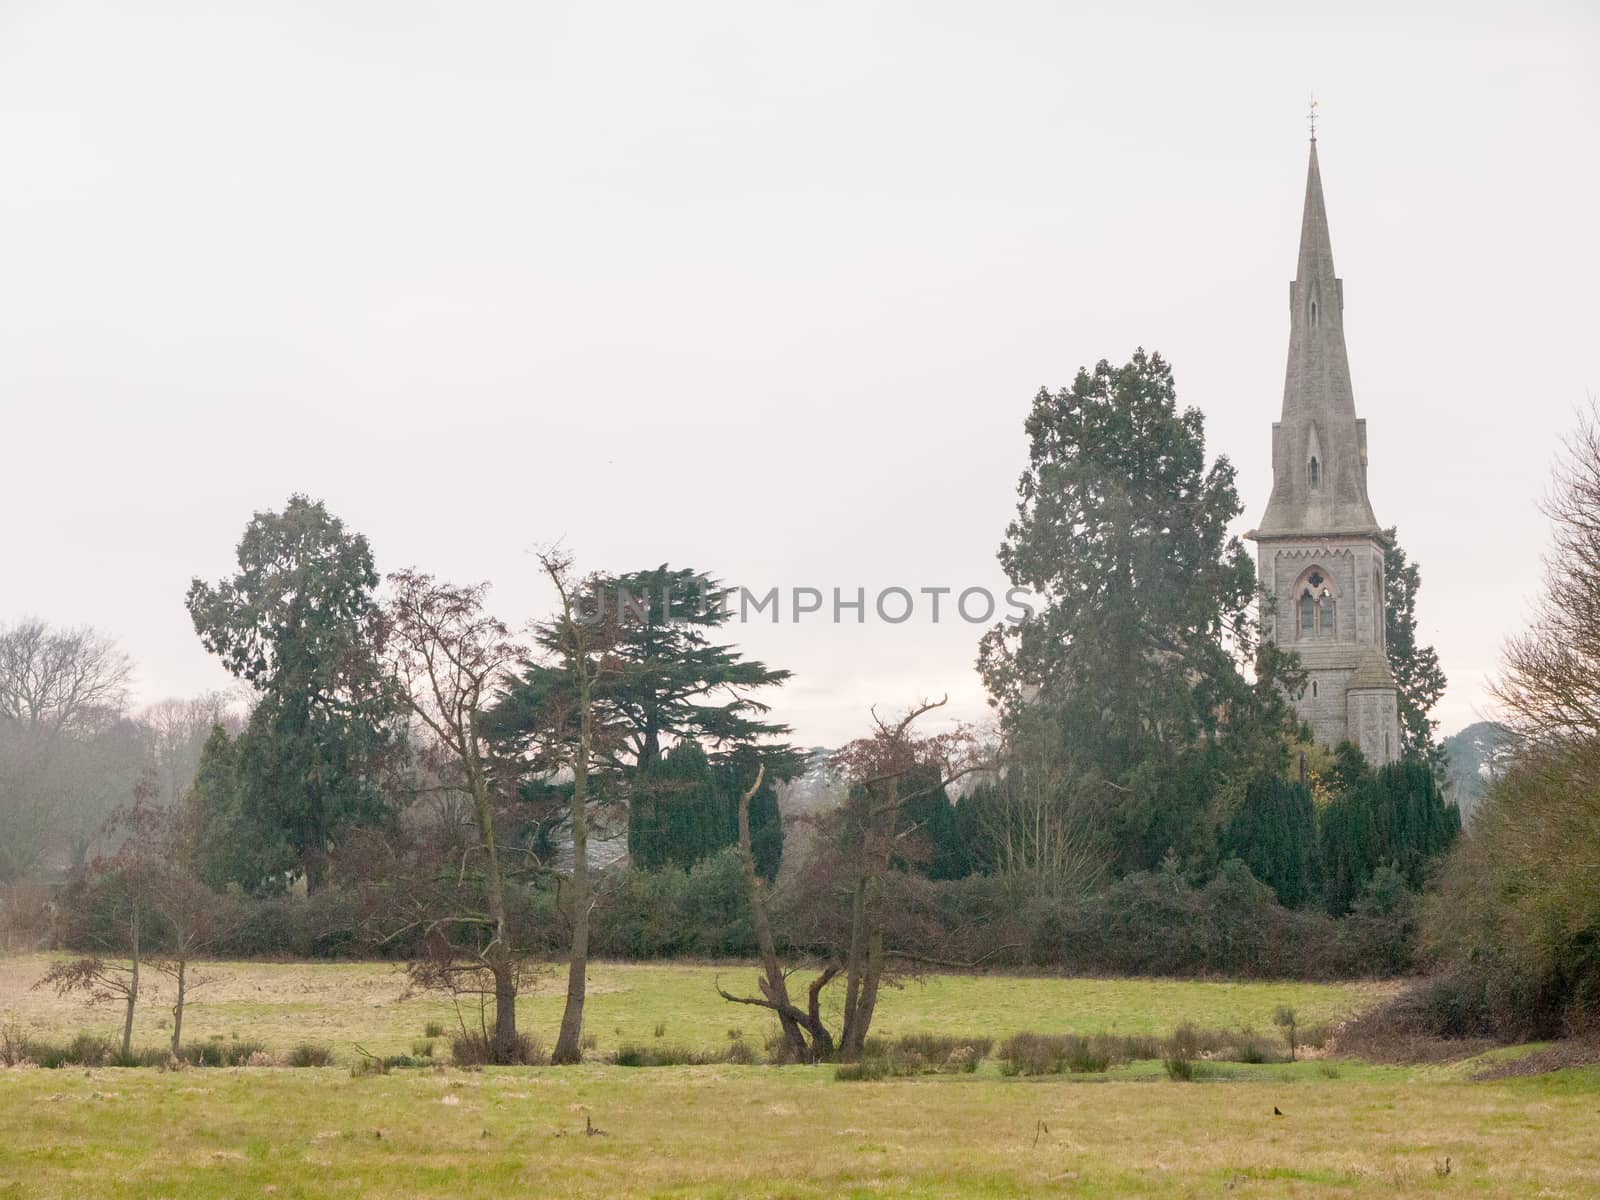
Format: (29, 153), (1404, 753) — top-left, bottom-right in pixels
(50, 845), (1414, 981)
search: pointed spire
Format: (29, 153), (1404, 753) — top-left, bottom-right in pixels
(1253, 132), (1380, 537)
(1296, 140), (1338, 288)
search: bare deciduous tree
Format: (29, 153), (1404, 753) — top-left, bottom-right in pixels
(974, 714), (1107, 895)
(540, 551), (614, 1066)
(1495, 404), (1600, 747)
(0, 621), (137, 882)
(383, 570), (530, 1062)
(0, 620), (132, 742)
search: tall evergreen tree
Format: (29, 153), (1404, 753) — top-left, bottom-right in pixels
(1319, 750), (1460, 914)
(1217, 777), (1319, 908)
(981, 350), (1293, 870)
(629, 740), (726, 871)
(183, 723), (292, 892)
(1382, 528), (1448, 765)
(186, 496), (398, 890)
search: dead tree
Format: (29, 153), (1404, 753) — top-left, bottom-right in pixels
(719, 696), (979, 1061)
(718, 763), (826, 1061)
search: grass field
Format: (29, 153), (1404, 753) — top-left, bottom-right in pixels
(0, 955), (1394, 1059)
(3, 957), (1597, 1198)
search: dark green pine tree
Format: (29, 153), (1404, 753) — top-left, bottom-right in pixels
(493, 565), (801, 871)
(894, 764), (969, 881)
(1217, 778), (1319, 909)
(1318, 748), (1461, 914)
(186, 496), (399, 891)
(1381, 528), (1448, 766)
(183, 723), (296, 892)
(629, 740), (726, 871)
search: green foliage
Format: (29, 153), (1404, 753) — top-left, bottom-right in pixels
(894, 764), (969, 880)
(1319, 752), (1461, 915)
(186, 495), (399, 889)
(997, 1033), (1134, 1075)
(1382, 528), (1448, 765)
(185, 724), (293, 892)
(1218, 778), (1319, 908)
(594, 846), (755, 957)
(836, 1034), (993, 1079)
(492, 563), (799, 874)
(1421, 744), (1600, 1039)
(981, 349), (1299, 872)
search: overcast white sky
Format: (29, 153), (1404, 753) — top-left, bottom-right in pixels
(1, 1), (1595, 747)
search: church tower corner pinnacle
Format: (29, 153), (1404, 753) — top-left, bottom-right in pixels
(1249, 130), (1401, 767)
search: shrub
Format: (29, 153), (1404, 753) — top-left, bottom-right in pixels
(286, 1043), (334, 1068)
(1163, 1023), (1200, 1081)
(1226, 1035), (1283, 1065)
(998, 1033), (1148, 1076)
(450, 1029), (545, 1067)
(1273, 1005), (1298, 1059)
(0, 1018), (28, 1067)
(423, 1022), (445, 1039)
(1418, 745), (1600, 1042)
(834, 1058), (890, 1082)
(613, 1043), (720, 1067)
(411, 1039), (434, 1058)
(179, 1040), (270, 1068)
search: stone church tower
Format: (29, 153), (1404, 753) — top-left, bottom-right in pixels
(1247, 136), (1401, 765)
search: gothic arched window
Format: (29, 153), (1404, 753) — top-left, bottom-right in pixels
(1308, 456), (1320, 489)
(1295, 566), (1337, 641)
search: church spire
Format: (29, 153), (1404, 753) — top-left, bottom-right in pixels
(1254, 133), (1380, 537)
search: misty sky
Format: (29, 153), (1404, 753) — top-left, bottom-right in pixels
(2, 2), (1595, 747)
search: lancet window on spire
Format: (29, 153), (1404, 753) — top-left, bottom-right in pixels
(1308, 456), (1320, 490)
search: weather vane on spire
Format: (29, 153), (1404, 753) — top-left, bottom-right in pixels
(1308, 95), (1319, 142)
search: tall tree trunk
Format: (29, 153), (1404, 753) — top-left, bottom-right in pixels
(170, 954), (186, 1056)
(840, 780), (895, 1060)
(842, 872), (884, 1058)
(467, 728), (519, 1060)
(552, 679), (593, 1065)
(122, 906), (141, 1060)
(840, 873), (868, 1055)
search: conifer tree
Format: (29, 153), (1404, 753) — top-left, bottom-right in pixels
(493, 564), (800, 870)
(186, 496), (399, 890)
(1217, 777), (1318, 908)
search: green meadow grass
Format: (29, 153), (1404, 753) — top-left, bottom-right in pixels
(3, 957), (1597, 1197)
(0, 956), (1395, 1060)
(2, 1060), (1597, 1198)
